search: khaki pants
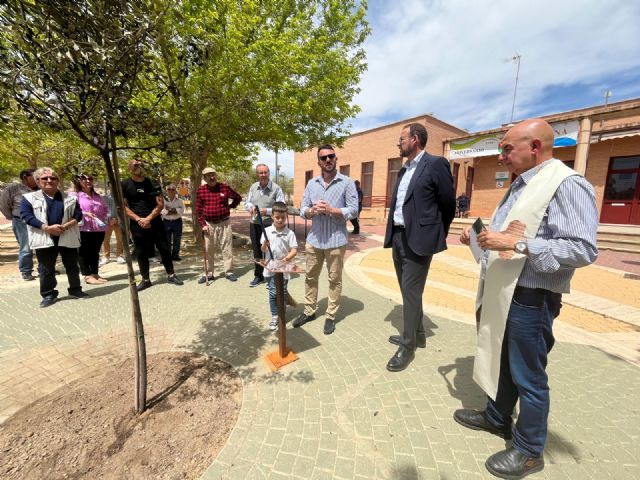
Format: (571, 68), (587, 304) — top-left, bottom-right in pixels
(204, 219), (233, 275)
(304, 244), (346, 320)
(102, 220), (124, 258)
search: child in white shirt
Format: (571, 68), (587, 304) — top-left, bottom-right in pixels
(261, 202), (298, 330)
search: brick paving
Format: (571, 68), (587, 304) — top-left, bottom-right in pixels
(1, 217), (639, 479)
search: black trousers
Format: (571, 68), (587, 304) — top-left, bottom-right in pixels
(249, 222), (269, 278)
(391, 228), (433, 350)
(130, 218), (174, 279)
(350, 217), (360, 233)
(35, 244), (82, 299)
(78, 231), (105, 276)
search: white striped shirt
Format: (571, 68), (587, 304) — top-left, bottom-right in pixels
(481, 158), (598, 293)
(300, 173), (359, 249)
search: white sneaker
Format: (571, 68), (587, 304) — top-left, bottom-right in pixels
(99, 257), (109, 266)
(116, 256), (125, 264)
(269, 316), (278, 331)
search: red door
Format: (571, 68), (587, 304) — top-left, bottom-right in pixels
(600, 156), (640, 225)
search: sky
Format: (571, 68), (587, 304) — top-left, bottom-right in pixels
(256, 0), (640, 177)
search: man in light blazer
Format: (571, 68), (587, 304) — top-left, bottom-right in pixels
(383, 122), (456, 372)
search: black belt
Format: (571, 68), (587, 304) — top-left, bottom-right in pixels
(205, 217), (229, 224)
(513, 286), (559, 308)
(13, 215), (21, 219)
(393, 224), (405, 230)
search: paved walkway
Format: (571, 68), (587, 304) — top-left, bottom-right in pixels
(1, 218), (639, 479)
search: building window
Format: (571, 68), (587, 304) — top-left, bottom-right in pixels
(305, 170), (313, 186)
(361, 161), (374, 207)
(340, 165), (350, 176)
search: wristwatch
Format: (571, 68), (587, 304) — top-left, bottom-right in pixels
(514, 240), (528, 255)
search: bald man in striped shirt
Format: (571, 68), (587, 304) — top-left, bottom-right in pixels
(455, 119), (598, 479)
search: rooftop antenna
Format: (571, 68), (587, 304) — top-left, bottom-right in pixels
(505, 53), (521, 124)
(600, 90), (612, 128)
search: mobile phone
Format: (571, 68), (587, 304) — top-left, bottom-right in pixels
(472, 217), (485, 235)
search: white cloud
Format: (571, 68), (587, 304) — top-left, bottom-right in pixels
(354, 0), (640, 132)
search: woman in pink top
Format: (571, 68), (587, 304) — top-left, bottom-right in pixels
(71, 174), (109, 284)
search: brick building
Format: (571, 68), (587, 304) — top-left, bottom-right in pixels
(293, 99), (640, 226)
(446, 98), (640, 224)
(293, 115), (466, 209)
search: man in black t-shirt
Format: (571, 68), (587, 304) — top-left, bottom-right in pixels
(122, 159), (183, 291)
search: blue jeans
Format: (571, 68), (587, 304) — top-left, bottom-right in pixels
(12, 217), (33, 274)
(267, 276), (288, 317)
(163, 218), (183, 258)
(485, 287), (562, 458)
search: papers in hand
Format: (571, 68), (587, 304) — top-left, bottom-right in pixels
(469, 217), (486, 263)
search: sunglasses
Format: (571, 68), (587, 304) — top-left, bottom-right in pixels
(81, 176), (94, 181)
(319, 153), (336, 161)
(40, 176), (59, 181)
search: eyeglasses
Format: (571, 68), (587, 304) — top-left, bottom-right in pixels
(319, 153), (336, 161)
(40, 176), (59, 182)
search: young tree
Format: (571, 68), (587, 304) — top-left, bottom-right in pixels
(0, 0), (161, 413)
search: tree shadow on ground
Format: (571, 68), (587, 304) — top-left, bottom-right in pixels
(437, 355), (485, 409)
(383, 304), (438, 339)
(184, 307), (317, 386)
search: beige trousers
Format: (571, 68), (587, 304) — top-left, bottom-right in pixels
(102, 220), (124, 258)
(204, 219), (233, 275)
(304, 244), (346, 320)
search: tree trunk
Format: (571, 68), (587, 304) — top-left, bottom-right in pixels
(102, 126), (148, 414)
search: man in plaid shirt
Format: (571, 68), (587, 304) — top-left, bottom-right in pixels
(196, 166), (242, 283)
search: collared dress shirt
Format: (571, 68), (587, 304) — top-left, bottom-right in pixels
(392, 150), (425, 226)
(300, 173), (359, 249)
(245, 180), (285, 218)
(262, 225), (298, 279)
(480, 158), (598, 293)
(162, 196), (184, 221)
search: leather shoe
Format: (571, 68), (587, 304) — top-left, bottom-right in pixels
(249, 276), (264, 287)
(389, 334), (426, 349)
(453, 409), (512, 439)
(293, 313), (315, 328)
(386, 345), (415, 372)
(485, 447), (544, 479)
(323, 319), (335, 335)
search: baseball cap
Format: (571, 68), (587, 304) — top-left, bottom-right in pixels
(202, 167), (216, 175)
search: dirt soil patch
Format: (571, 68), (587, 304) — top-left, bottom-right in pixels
(0, 352), (242, 479)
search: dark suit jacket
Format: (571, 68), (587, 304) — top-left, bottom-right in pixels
(383, 152), (456, 257)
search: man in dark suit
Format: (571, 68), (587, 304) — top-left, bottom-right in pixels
(384, 122), (456, 372)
